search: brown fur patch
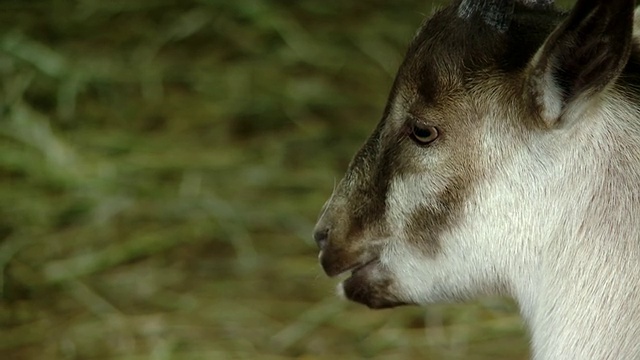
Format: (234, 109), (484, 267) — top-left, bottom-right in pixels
(404, 177), (469, 256)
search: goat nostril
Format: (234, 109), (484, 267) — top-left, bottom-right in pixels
(313, 228), (329, 250)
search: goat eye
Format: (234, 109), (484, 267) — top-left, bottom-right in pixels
(410, 122), (439, 145)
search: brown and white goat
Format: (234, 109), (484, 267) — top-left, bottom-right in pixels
(314, 0), (640, 358)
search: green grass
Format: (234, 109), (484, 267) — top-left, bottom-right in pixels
(0, 0), (573, 358)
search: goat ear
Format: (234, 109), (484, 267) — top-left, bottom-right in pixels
(526, 0), (634, 126)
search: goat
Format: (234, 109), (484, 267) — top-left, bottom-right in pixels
(313, 0), (640, 358)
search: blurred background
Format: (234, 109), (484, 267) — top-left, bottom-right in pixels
(0, 0), (572, 359)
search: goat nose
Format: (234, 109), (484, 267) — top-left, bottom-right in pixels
(313, 228), (329, 250)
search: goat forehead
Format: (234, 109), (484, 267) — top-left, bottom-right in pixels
(391, 14), (494, 114)
(401, 3), (562, 89)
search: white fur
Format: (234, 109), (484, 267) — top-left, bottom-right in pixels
(538, 66), (563, 123)
(380, 93), (640, 359)
(529, 48), (564, 125)
(634, 7), (640, 37)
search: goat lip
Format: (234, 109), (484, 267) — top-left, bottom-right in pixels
(321, 256), (378, 278)
(335, 258), (378, 279)
(349, 258), (378, 275)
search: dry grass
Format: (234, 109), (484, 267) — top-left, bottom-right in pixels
(0, 0), (572, 358)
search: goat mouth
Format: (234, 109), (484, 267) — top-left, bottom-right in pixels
(318, 249), (379, 277)
(331, 258), (379, 279)
(322, 257), (379, 278)
(348, 258), (378, 276)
